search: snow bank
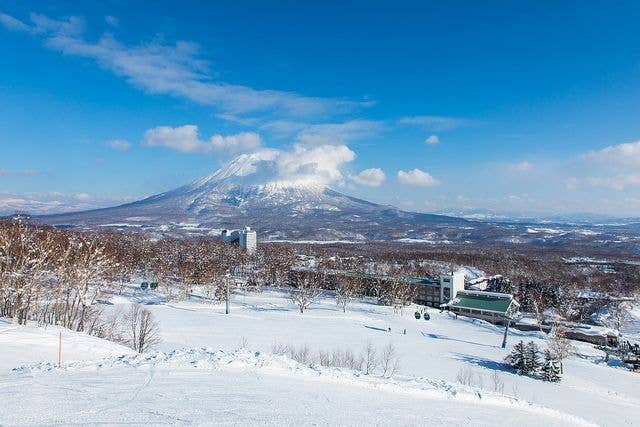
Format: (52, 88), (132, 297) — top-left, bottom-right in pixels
(12, 347), (597, 426)
(0, 318), (135, 373)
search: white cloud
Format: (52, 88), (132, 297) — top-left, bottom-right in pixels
(397, 168), (439, 186)
(211, 143), (357, 187)
(585, 174), (640, 191)
(0, 13), (32, 32)
(209, 133), (263, 152)
(141, 123), (357, 185)
(507, 161), (533, 172)
(276, 144), (356, 185)
(74, 192), (92, 201)
(584, 140), (640, 166)
(398, 115), (476, 131)
(571, 140), (640, 191)
(106, 139), (131, 151)
(143, 125), (202, 153)
(1, 13), (366, 118)
(295, 120), (383, 146)
(425, 135), (439, 145)
(260, 119), (384, 146)
(0, 191), (135, 215)
(143, 125), (262, 154)
(350, 168), (386, 187)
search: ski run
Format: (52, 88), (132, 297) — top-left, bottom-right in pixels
(1, 287), (639, 426)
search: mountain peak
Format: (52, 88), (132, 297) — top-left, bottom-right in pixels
(39, 152), (466, 241)
(184, 151), (333, 197)
(189, 150), (279, 187)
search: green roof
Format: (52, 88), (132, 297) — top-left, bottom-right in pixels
(449, 291), (516, 314)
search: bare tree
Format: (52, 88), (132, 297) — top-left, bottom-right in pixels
(261, 245), (296, 287)
(88, 306), (126, 343)
(380, 343), (400, 377)
(368, 264), (386, 302)
(528, 286), (547, 331)
(0, 221), (56, 323)
(127, 303), (161, 353)
(455, 367), (474, 386)
(547, 323), (575, 374)
(67, 235), (112, 331)
(490, 370), (505, 393)
(362, 341), (378, 375)
(383, 279), (416, 315)
(335, 277), (362, 313)
(289, 272), (322, 314)
(603, 301), (632, 335)
(214, 273), (235, 315)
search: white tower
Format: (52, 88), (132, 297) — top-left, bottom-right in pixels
(439, 271), (465, 303)
(221, 226), (257, 254)
(240, 226), (257, 254)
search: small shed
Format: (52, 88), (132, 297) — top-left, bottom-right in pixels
(447, 290), (520, 324)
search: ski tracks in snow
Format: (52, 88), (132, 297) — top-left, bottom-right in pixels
(7, 348), (599, 427)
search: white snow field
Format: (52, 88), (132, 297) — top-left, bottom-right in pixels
(1, 288), (639, 426)
(0, 317), (135, 372)
(3, 348), (594, 426)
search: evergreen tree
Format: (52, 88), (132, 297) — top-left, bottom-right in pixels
(507, 340), (544, 376)
(505, 340), (528, 374)
(542, 349), (561, 382)
(488, 276), (512, 294)
(524, 341), (542, 374)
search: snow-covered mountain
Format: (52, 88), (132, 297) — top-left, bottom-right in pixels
(35, 153), (640, 248)
(38, 152), (470, 241)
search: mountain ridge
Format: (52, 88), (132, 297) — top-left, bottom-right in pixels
(37, 153), (466, 241)
(30, 153), (640, 252)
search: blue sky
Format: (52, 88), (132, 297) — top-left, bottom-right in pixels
(1, 1), (640, 216)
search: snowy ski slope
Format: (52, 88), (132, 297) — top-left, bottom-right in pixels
(1, 287), (638, 426)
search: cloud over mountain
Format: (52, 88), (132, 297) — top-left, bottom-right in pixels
(397, 168), (439, 186)
(350, 168), (386, 187)
(143, 125), (263, 154)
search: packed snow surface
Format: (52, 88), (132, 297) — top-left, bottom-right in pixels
(4, 347), (596, 426)
(1, 288), (639, 426)
(0, 318), (134, 372)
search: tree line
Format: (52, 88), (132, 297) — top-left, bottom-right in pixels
(1, 218), (636, 346)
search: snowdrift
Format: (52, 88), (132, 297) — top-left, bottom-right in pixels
(12, 347), (597, 426)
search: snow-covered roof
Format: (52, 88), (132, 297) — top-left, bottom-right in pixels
(566, 323), (619, 337)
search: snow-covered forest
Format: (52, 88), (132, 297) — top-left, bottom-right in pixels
(1, 218), (639, 425)
(1, 218), (638, 341)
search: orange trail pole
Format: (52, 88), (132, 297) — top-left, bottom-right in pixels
(58, 331), (62, 368)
